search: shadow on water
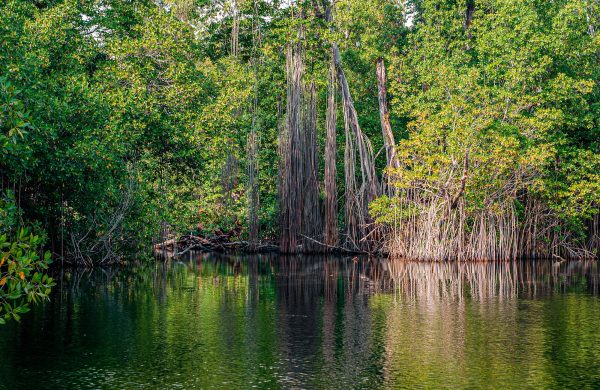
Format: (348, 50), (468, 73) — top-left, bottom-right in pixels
(0, 254), (599, 389)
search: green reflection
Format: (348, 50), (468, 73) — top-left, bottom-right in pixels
(0, 256), (599, 389)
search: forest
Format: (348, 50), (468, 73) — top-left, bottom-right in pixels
(0, 0), (599, 318)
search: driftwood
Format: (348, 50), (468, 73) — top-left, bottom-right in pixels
(153, 228), (369, 257)
(154, 227), (279, 257)
(299, 235), (368, 255)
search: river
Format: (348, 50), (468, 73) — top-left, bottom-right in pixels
(1, 255), (599, 389)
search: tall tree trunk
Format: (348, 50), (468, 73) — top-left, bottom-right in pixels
(333, 44), (378, 198)
(313, 0), (379, 251)
(279, 42), (323, 253)
(314, 0), (379, 251)
(465, 0), (475, 31)
(324, 53), (338, 247)
(301, 82), (322, 251)
(231, 0), (240, 57)
(333, 43), (379, 250)
(247, 111), (259, 244)
(247, 0), (261, 245)
(376, 57), (400, 195)
(585, 0), (596, 37)
(279, 44), (304, 253)
(221, 152), (238, 208)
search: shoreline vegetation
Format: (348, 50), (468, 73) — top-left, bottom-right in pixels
(1, 0), (598, 277)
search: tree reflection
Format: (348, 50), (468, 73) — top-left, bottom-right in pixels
(387, 260), (599, 301)
(0, 256), (598, 388)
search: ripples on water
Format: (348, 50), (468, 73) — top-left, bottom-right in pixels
(1, 255), (599, 389)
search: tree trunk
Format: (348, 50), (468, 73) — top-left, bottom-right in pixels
(313, 0), (378, 251)
(465, 0), (475, 31)
(247, 120), (259, 244)
(376, 57), (400, 195)
(231, 0), (240, 57)
(247, 0), (261, 245)
(324, 53), (338, 247)
(333, 43), (379, 250)
(333, 44), (377, 198)
(279, 44), (304, 253)
(301, 82), (322, 251)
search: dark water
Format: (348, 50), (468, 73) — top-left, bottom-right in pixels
(1, 255), (600, 389)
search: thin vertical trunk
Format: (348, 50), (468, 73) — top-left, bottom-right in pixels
(376, 57), (400, 195)
(247, 111), (259, 244)
(247, 0), (260, 245)
(464, 0), (475, 49)
(301, 82), (322, 251)
(221, 152), (238, 207)
(277, 96), (287, 247)
(224, 0), (240, 221)
(585, 0), (596, 37)
(231, 0), (240, 57)
(324, 53), (338, 247)
(343, 92), (360, 248)
(465, 0), (475, 31)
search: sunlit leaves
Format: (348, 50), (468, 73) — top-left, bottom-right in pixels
(382, 0), (599, 244)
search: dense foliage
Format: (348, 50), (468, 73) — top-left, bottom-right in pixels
(0, 0), (598, 266)
(1, 77), (54, 323)
(371, 0), (599, 259)
(0, 195), (54, 324)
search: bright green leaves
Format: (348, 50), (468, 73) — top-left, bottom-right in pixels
(0, 193), (54, 324)
(0, 76), (33, 176)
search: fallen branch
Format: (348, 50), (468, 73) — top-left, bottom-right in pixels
(299, 234), (368, 254)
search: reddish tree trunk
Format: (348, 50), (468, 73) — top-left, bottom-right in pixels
(376, 57), (400, 172)
(324, 53), (338, 247)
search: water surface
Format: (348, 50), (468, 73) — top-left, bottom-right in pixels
(1, 255), (599, 389)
